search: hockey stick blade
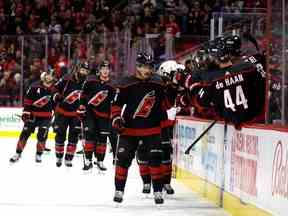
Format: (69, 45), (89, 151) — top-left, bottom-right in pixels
(184, 120), (217, 154)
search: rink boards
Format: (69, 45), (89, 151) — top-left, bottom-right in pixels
(174, 116), (288, 216)
(0, 108), (55, 138)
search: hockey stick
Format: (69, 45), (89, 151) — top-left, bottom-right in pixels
(113, 104), (126, 165)
(113, 133), (120, 165)
(80, 121), (86, 166)
(184, 119), (217, 154)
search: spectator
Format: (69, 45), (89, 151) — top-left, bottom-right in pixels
(34, 21), (48, 34)
(165, 14), (180, 37)
(0, 0), (271, 108)
(0, 69), (18, 106)
(164, 0), (176, 14)
(48, 17), (62, 34)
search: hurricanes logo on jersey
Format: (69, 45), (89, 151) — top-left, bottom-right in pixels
(133, 91), (156, 119)
(32, 95), (51, 108)
(64, 90), (81, 104)
(88, 90), (108, 107)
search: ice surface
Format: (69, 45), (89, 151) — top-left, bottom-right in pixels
(0, 138), (229, 216)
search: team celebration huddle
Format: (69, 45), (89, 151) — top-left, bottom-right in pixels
(8, 33), (266, 206)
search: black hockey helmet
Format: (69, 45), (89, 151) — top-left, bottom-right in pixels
(99, 60), (110, 69)
(79, 61), (90, 70)
(136, 52), (154, 68)
(225, 35), (242, 56)
(209, 37), (230, 63)
(96, 60), (110, 76)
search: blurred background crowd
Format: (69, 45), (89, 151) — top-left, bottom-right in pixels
(0, 0), (286, 124)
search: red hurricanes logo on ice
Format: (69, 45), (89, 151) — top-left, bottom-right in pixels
(32, 95), (51, 107)
(88, 90), (108, 107)
(272, 141), (288, 199)
(64, 90), (81, 104)
(133, 91), (156, 119)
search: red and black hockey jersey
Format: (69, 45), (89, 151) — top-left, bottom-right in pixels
(53, 74), (83, 117)
(80, 74), (116, 119)
(111, 74), (166, 136)
(23, 81), (54, 118)
(192, 61), (266, 125)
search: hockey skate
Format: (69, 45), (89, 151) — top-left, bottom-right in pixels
(35, 154), (42, 163)
(163, 184), (175, 195)
(56, 158), (62, 167)
(96, 161), (107, 171)
(142, 183), (151, 194)
(113, 190), (124, 203)
(9, 153), (21, 163)
(64, 160), (72, 167)
(154, 192), (164, 204)
(44, 147), (51, 152)
(82, 161), (93, 171)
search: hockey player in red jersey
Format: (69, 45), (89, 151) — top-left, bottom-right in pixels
(78, 60), (116, 171)
(52, 62), (89, 167)
(10, 71), (55, 163)
(111, 53), (166, 204)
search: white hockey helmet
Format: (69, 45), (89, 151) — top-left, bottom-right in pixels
(157, 60), (185, 79)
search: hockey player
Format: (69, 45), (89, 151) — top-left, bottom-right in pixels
(79, 60), (116, 171)
(183, 39), (266, 128)
(158, 60), (187, 195)
(53, 62), (89, 167)
(111, 53), (165, 204)
(10, 71), (55, 163)
(137, 60), (185, 195)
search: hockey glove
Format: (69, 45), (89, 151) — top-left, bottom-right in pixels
(21, 111), (32, 123)
(166, 107), (178, 120)
(76, 105), (86, 120)
(112, 116), (124, 132)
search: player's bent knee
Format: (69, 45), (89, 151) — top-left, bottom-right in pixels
(116, 148), (133, 168)
(149, 149), (163, 166)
